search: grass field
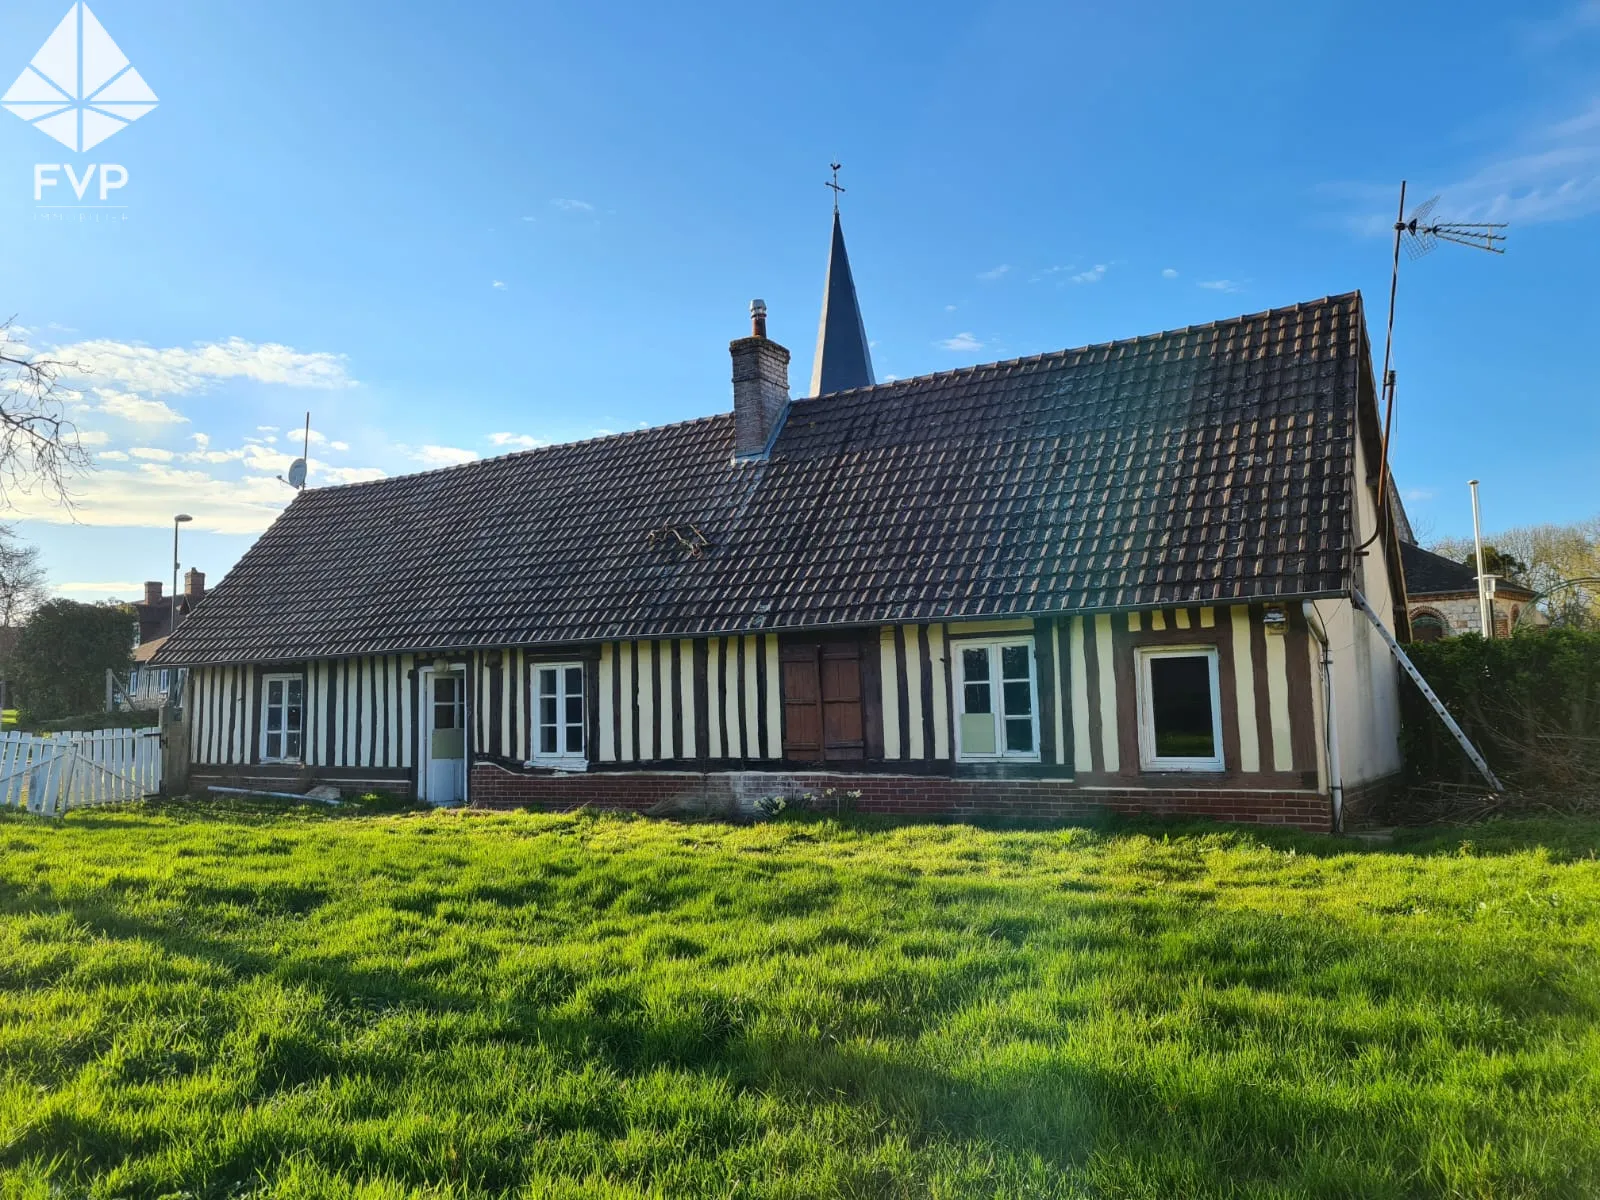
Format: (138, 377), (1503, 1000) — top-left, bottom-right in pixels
(1, 804), (1598, 1198)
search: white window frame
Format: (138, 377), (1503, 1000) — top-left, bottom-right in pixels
(952, 637), (1042, 763)
(259, 672), (305, 764)
(1135, 646), (1225, 772)
(128, 667), (140, 696)
(157, 668), (170, 695)
(529, 661), (587, 768)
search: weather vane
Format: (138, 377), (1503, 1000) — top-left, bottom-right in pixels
(1365, 181), (1508, 550)
(825, 162), (844, 213)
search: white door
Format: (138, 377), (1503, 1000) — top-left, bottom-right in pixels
(419, 667), (467, 805)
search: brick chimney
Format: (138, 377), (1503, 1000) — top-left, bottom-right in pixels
(731, 299), (791, 459)
(143, 581), (163, 607)
(185, 568), (206, 601)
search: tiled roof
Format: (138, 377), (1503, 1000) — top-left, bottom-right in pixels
(157, 293), (1371, 665)
(1401, 541), (1535, 599)
(1400, 542), (1478, 595)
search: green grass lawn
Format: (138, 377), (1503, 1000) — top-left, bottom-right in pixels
(1, 804), (1598, 1199)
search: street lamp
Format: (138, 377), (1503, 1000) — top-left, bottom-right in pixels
(171, 514), (193, 635)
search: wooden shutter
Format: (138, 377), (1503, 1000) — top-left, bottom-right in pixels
(781, 644), (823, 760)
(820, 643), (864, 759)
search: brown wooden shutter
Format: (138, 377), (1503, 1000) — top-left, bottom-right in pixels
(781, 644), (823, 760)
(820, 642), (864, 760)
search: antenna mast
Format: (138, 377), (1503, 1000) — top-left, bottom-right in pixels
(1364, 183), (1508, 551)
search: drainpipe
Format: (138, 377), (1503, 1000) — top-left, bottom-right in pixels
(1302, 601), (1344, 833)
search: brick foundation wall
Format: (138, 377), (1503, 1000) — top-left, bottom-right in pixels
(469, 764), (1332, 831)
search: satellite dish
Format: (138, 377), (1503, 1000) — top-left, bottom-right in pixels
(287, 458), (307, 489)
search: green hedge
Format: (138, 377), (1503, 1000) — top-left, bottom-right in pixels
(1402, 629), (1600, 789)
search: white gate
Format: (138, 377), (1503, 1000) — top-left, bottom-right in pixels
(0, 729), (163, 816)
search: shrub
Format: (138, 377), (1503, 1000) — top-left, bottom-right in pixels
(1402, 628), (1600, 790)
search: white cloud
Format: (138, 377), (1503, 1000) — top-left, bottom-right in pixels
(190, 431), (210, 450)
(412, 445), (478, 467)
(257, 424), (279, 433)
(492, 280), (508, 290)
(944, 304), (957, 312)
(1071, 264), (1107, 284)
(939, 332), (984, 352)
(94, 390), (188, 424)
(551, 198), (594, 212)
(98, 450), (129, 462)
(12, 463), (295, 535)
(977, 264), (1010, 281)
(488, 432), (546, 449)
(76, 429), (110, 446)
(1162, 268), (1180, 279)
(52, 337), (355, 396)
(130, 447), (176, 462)
(57, 580), (144, 594)
(1404, 488), (1437, 502)
(320, 465), (386, 485)
(1198, 279), (1241, 292)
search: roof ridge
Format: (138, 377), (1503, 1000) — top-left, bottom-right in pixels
(305, 410), (736, 495)
(809, 291), (1363, 402)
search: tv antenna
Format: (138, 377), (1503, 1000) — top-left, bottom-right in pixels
(1364, 182), (1507, 551)
(278, 412), (310, 491)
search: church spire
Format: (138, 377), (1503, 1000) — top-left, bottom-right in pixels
(809, 165), (875, 396)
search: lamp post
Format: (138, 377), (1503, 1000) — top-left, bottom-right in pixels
(171, 514), (193, 635)
(1468, 481), (1491, 639)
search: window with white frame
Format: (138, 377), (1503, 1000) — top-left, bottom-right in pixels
(128, 667), (140, 696)
(260, 673), (305, 763)
(1136, 647), (1224, 771)
(954, 639), (1040, 761)
(533, 663), (586, 765)
(158, 668), (170, 695)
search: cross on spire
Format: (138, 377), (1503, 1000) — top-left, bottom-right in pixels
(825, 161), (845, 213)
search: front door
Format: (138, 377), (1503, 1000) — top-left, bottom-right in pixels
(419, 667), (466, 805)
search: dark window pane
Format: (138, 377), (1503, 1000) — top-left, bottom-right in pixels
(1150, 655), (1216, 758)
(565, 694), (583, 724)
(962, 648), (989, 683)
(268, 680), (283, 706)
(540, 669), (557, 698)
(1000, 644), (1029, 680)
(1003, 680), (1032, 717)
(566, 725), (583, 754)
(267, 708), (282, 732)
(565, 666), (583, 696)
(287, 679), (303, 705)
(541, 727), (556, 754)
(541, 696), (557, 725)
(1005, 717), (1034, 752)
(964, 682), (991, 714)
(286, 731), (302, 759)
(266, 732), (281, 759)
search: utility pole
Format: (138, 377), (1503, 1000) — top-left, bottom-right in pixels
(1469, 480), (1491, 639)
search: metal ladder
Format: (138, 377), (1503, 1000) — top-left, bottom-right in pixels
(1352, 588), (1503, 793)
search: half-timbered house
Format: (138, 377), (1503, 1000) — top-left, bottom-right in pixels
(155, 217), (1408, 830)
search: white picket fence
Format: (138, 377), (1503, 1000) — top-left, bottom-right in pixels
(0, 729), (163, 816)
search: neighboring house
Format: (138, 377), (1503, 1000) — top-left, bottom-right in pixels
(154, 218), (1408, 831)
(122, 636), (188, 711)
(1400, 542), (1542, 641)
(131, 570), (207, 646)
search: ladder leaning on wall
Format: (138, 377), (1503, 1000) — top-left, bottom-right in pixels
(1352, 588), (1504, 793)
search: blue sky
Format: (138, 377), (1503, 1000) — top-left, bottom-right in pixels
(2, 0), (1597, 602)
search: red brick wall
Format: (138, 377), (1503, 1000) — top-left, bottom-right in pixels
(469, 764), (1332, 831)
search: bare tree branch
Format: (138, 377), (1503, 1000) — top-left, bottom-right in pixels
(0, 317), (92, 510)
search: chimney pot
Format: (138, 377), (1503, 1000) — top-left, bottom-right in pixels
(143, 581), (163, 606)
(184, 568), (206, 601)
(730, 303), (791, 459)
